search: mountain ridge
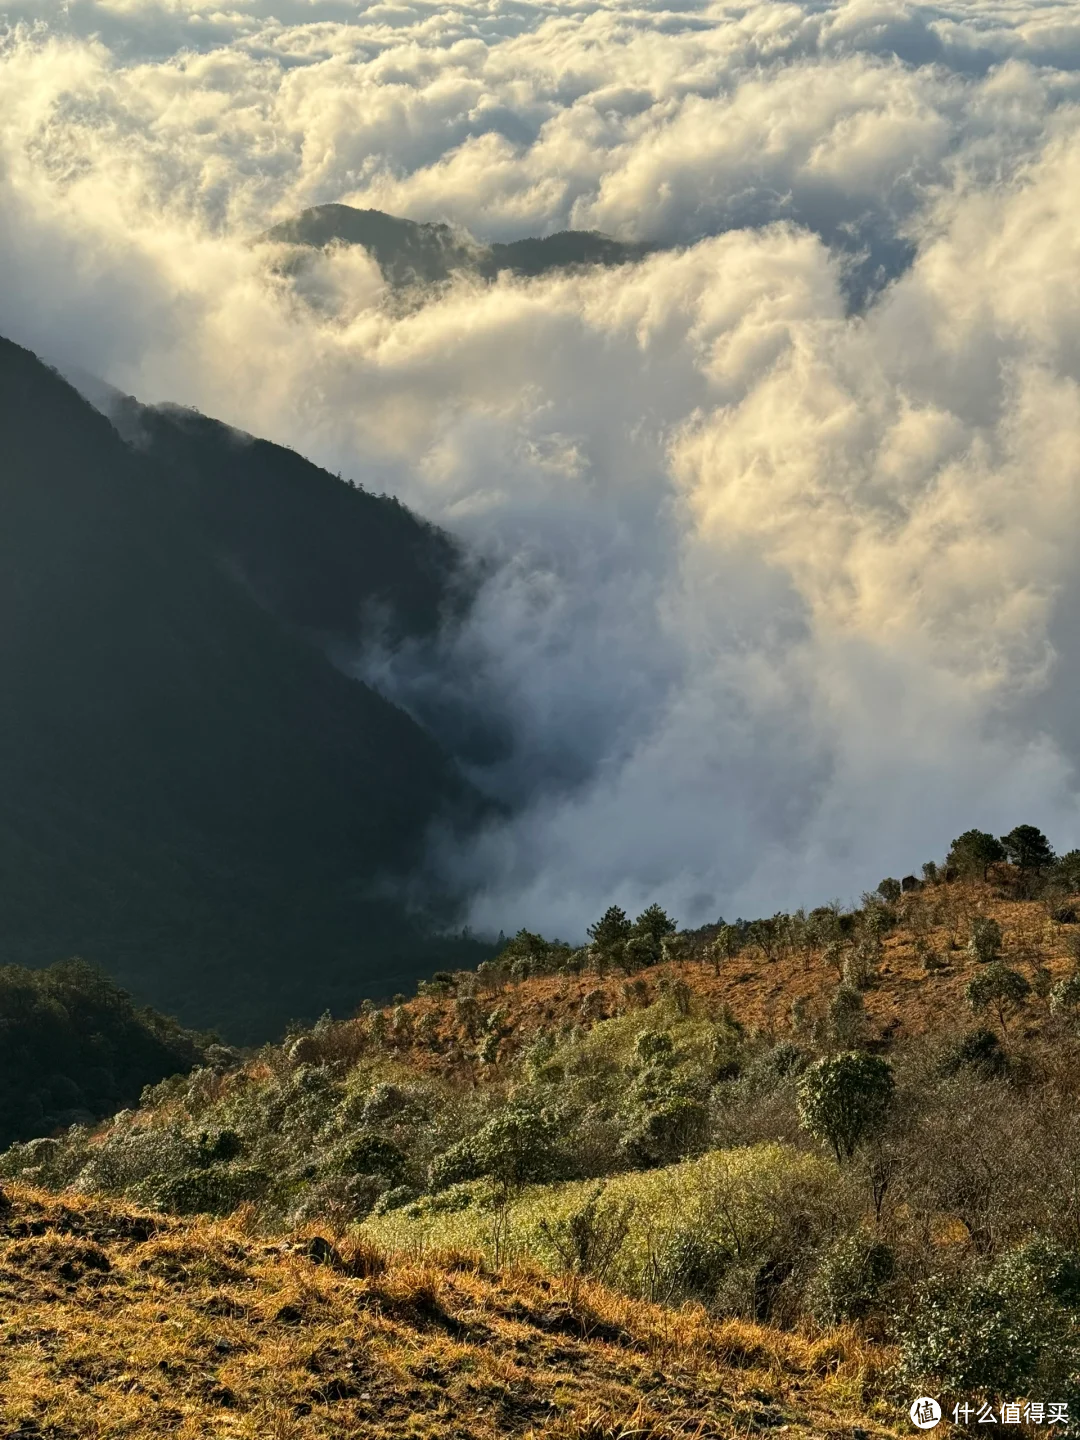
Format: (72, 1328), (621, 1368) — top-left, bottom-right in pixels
(262, 203), (656, 287)
(110, 394), (475, 650)
(0, 335), (492, 1039)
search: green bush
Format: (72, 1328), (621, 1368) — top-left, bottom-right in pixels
(1050, 973), (1080, 1025)
(901, 1240), (1080, 1401)
(797, 1052), (894, 1161)
(429, 1137), (481, 1191)
(655, 1229), (731, 1304)
(371, 1183), (418, 1214)
(809, 1233), (895, 1324)
(966, 963), (1030, 1038)
(197, 1128), (244, 1164)
(137, 1163), (269, 1216)
(619, 1095), (710, 1168)
(634, 1029), (675, 1064)
(828, 984), (865, 1047)
(473, 1104), (564, 1188)
(337, 1133), (408, 1180)
(431, 1105), (563, 1192)
(967, 916), (1003, 965)
(537, 1184), (636, 1280)
(741, 1042), (809, 1097)
(939, 1027), (1007, 1079)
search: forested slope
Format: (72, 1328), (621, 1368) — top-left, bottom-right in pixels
(0, 337), (489, 1038)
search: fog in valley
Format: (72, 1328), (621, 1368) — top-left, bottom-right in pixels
(5, 0), (1080, 937)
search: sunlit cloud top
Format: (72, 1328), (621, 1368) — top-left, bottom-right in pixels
(3, 0), (1080, 934)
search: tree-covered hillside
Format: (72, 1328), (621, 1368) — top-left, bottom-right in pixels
(0, 336), (490, 1039)
(0, 959), (207, 1149)
(112, 397), (471, 649)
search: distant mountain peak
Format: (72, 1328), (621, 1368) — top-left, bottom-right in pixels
(261, 204), (655, 286)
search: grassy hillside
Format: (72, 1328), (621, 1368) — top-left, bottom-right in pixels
(0, 1183), (896, 1439)
(13, 847), (1080, 1415)
(0, 335), (490, 1039)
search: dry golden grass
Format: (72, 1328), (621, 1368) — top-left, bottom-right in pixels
(0, 1184), (902, 1439)
(10, 881), (1064, 1436)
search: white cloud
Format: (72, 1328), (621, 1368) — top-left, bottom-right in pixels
(3, 0), (1080, 934)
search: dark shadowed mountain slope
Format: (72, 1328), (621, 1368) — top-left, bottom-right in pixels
(0, 337), (489, 1040)
(0, 958), (209, 1149)
(263, 204), (655, 287)
(110, 397), (471, 649)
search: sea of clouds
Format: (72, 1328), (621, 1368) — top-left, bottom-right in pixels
(2, 0), (1080, 936)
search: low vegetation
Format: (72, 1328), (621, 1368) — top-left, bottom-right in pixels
(0, 1184), (895, 1439)
(7, 823), (1080, 1424)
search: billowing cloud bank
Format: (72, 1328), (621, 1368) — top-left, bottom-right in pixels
(3, 0), (1080, 934)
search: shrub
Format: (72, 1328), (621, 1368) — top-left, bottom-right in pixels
(634, 1029), (674, 1064)
(623, 935), (657, 971)
(472, 1104), (564, 1190)
(0, 1132), (90, 1188)
(658, 975), (693, 1016)
(843, 939), (879, 991)
(796, 1052), (894, 1161)
(196, 1128), (243, 1164)
(138, 1164), (269, 1216)
(430, 1137), (481, 1191)
(476, 1031), (500, 1064)
(1050, 973), (1080, 1025)
(72, 1123), (201, 1194)
(809, 1232), (895, 1324)
(901, 1240), (1080, 1401)
(454, 995), (481, 1038)
(656, 1229), (731, 1304)
(939, 1027), (1007, 1079)
(371, 1184), (418, 1215)
(966, 963), (1031, 1038)
(359, 1082), (410, 1124)
(338, 1133), (407, 1180)
(967, 915), (1003, 964)
(828, 983), (865, 1047)
(915, 937), (946, 971)
(756, 1041), (810, 1083)
(537, 1184), (635, 1280)
(619, 1095), (710, 1168)
(709, 925), (741, 974)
